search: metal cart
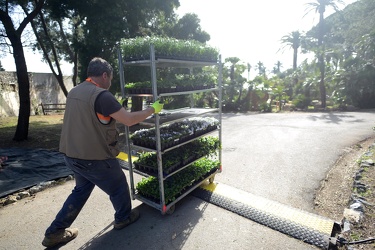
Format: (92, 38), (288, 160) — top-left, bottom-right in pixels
(118, 44), (223, 214)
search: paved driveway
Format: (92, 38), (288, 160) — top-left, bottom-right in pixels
(219, 111), (375, 212)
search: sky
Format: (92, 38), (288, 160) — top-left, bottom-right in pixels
(175, 0), (357, 75)
(1, 0), (357, 76)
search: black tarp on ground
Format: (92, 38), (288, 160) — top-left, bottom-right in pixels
(0, 148), (73, 198)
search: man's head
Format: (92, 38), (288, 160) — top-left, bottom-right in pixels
(87, 57), (113, 89)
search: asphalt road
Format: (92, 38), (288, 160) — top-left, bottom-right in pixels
(1, 111), (374, 250)
(219, 111), (375, 212)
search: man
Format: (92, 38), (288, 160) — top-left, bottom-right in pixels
(42, 57), (163, 248)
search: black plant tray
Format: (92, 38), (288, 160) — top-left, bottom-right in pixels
(140, 108), (218, 126)
(126, 85), (215, 95)
(131, 125), (218, 151)
(134, 162), (181, 176)
(134, 154), (204, 178)
(131, 139), (179, 151)
(155, 56), (218, 63)
(124, 57), (218, 67)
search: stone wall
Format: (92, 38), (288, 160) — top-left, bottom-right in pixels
(0, 72), (73, 117)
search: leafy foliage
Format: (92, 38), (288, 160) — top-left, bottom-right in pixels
(170, 13), (210, 42)
(125, 72), (216, 95)
(258, 0), (375, 110)
(24, 0), (180, 84)
(120, 36), (219, 62)
(136, 158), (220, 204)
(134, 136), (220, 174)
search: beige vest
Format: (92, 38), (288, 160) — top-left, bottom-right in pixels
(59, 81), (120, 160)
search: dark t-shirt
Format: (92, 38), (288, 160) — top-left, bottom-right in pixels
(94, 91), (122, 116)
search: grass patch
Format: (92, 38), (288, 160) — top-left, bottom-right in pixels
(0, 115), (64, 150)
(349, 232), (362, 241)
(356, 188), (371, 198)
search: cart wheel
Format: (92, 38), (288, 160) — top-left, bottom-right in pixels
(166, 205), (175, 215)
(209, 175), (215, 183)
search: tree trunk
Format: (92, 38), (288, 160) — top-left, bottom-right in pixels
(13, 41), (31, 141)
(131, 96), (143, 112)
(319, 54), (326, 108)
(318, 9), (326, 108)
(72, 52), (79, 86)
(0, 0), (46, 141)
(55, 74), (69, 96)
(293, 48), (298, 70)
(236, 84), (242, 108)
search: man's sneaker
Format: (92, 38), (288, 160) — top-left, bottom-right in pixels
(42, 228), (78, 248)
(114, 209), (140, 230)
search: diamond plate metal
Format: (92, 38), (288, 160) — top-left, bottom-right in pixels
(192, 182), (337, 249)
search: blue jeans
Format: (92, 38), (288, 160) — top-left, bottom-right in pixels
(45, 156), (131, 235)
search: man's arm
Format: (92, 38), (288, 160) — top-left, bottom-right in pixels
(110, 107), (155, 126)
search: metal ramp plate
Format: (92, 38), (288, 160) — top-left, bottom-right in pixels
(192, 182), (339, 249)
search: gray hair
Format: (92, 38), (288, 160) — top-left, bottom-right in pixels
(87, 57), (113, 77)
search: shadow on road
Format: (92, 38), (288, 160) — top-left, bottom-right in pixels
(307, 113), (364, 124)
(77, 197), (209, 250)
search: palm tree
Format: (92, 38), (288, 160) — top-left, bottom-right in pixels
(305, 0), (344, 108)
(280, 31), (302, 70)
(255, 61), (266, 76)
(247, 63), (251, 81)
(272, 61), (282, 75)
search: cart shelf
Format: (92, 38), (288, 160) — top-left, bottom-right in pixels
(135, 155), (211, 180)
(135, 170), (219, 214)
(140, 107), (219, 126)
(131, 127), (219, 153)
(124, 58), (218, 68)
(127, 87), (219, 98)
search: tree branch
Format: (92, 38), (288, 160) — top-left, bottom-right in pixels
(17, 0), (45, 35)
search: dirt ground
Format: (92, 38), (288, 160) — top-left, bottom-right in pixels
(313, 137), (375, 249)
(0, 114), (374, 249)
